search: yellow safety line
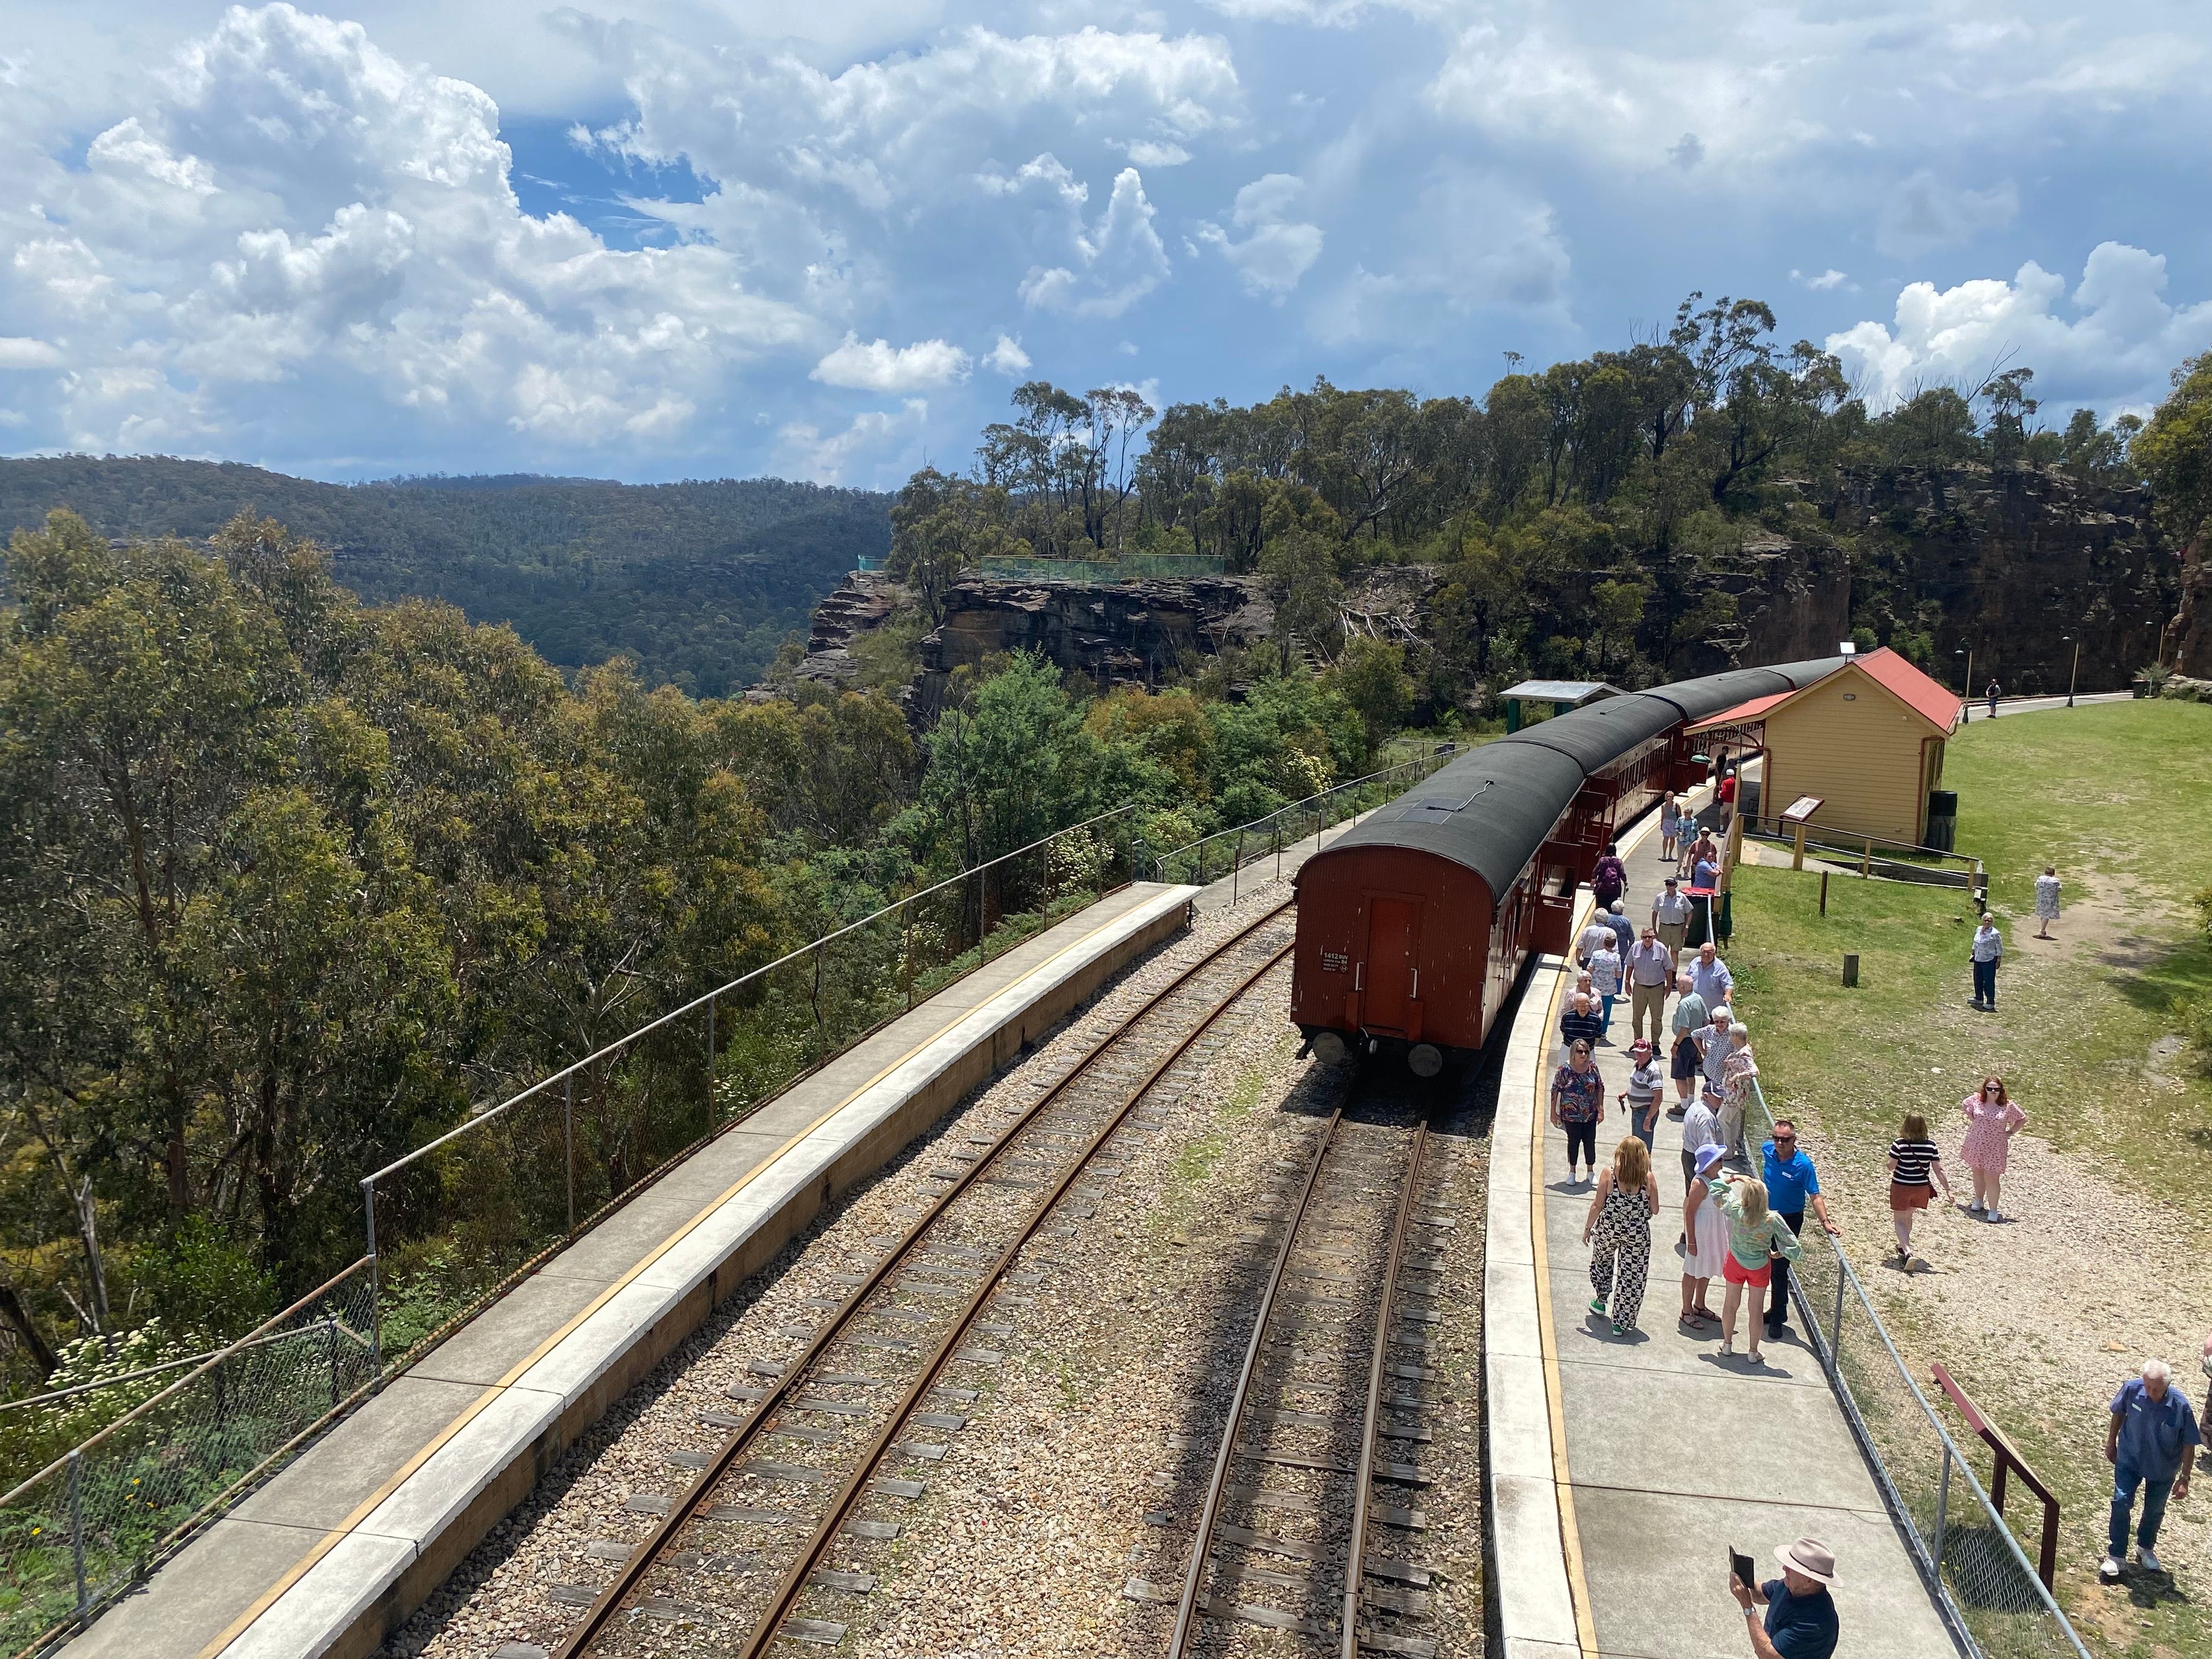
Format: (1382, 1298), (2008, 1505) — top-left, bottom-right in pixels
(196, 894), (1177, 1658)
(1530, 906), (1602, 1659)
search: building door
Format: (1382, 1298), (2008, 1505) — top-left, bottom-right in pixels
(1362, 896), (1420, 1034)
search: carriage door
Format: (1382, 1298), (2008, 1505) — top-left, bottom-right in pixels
(1362, 896), (1421, 1035)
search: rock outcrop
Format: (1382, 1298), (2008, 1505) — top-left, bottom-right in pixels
(1830, 465), (2174, 692)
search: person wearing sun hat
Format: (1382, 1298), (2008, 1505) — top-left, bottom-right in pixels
(1726, 1536), (1839, 1658)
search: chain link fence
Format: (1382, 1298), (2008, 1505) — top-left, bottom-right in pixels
(0, 1261), (379, 1657)
(1746, 1082), (2093, 1659)
(1146, 746), (1458, 892)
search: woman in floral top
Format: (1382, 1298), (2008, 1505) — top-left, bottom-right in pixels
(1711, 1172), (1801, 1365)
(1549, 1039), (1606, 1185)
(1958, 1075), (2027, 1222)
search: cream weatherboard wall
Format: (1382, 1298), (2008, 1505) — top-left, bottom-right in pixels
(1761, 668), (1948, 845)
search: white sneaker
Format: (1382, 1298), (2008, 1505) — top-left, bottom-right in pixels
(2136, 1544), (2163, 1573)
(2099, 1554), (2123, 1582)
(1985, 1209), (2002, 1223)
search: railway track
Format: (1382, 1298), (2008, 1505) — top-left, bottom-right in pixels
(1135, 1085), (1448, 1659)
(550, 898), (1299, 1658)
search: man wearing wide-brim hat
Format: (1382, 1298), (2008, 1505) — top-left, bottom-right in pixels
(1726, 1536), (1839, 1658)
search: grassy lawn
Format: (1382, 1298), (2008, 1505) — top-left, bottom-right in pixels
(1725, 699), (2212, 1659)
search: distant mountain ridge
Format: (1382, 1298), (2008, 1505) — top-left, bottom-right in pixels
(0, 456), (891, 697)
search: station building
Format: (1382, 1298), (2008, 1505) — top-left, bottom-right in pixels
(1686, 647), (1963, 847)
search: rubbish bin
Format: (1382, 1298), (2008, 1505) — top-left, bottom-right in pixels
(1925, 789), (1957, 852)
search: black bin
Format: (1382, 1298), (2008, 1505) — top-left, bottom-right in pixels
(1925, 789), (1957, 852)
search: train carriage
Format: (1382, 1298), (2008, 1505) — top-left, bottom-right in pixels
(1290, 658), (1846, 1074)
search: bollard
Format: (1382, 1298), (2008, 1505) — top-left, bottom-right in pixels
(1819, 871), (1829, 916)
(1842, 952), (1859, 987)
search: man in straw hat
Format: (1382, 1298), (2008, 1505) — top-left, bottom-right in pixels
(1726, 1536), (1839, 1658)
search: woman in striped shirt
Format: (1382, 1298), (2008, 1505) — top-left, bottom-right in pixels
(1887, 1114), (1955, 1265)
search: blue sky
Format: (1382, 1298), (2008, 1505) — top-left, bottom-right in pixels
(3, 1), (2208, 487)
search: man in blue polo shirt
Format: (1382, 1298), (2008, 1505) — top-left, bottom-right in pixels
(1760, 1121), (1838, 1340)
(2102, 1358), (2200, 1579)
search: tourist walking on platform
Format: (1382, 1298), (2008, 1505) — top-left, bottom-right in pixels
(1715, 765), (1739, 833)
(1660, 792), (1684, 865)
(2101, 1359), (2200, 1581)
(1550, 1039), (1605, 1185)
(1726, 1538), (1841, 1659)
(1712, 1173), (1801, 1364)
(1592, 840), (1628, 912)
(1720, 1022), (1759, 1166)
(1959, 1075), (2026, 1220)
(1690, 940), (1735, 1009)
(1584, 1135), (1660, 1335)
(1577, 912), (1615, 970)
(1680, 1142), (1727, 1327)
(1680, 1088), (1721, 1195)
(1620, 1038), (1663, 1152)
(1627, 927), (1674, 1044)
(1604, 898), (1635, 959)
(1760, 1119), (1836, 1340)
(1681, 825), (1719, 883)
(1589, 934), (1624, 1036)
(2035, 866), (2063, 938)
(1969, 915), (2004, 1010)
(1558, 990), (1604, 1065)
(1669, 972), (1708, 1115)
(1887, 1114), (1953, 1264)
(1652, 875), (1692, 956)
(1697, 1005), (1735, 1144)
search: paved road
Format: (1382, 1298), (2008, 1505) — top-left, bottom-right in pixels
(1531, 806), (1957, 1658)
(1957, 690), (2133, 724)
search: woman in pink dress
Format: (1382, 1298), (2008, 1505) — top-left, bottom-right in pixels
(1959, 1075), (2027, 1222)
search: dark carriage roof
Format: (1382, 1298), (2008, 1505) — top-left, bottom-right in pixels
(1312, 740), (1587, 900)
(1304, 658), (1851, 901)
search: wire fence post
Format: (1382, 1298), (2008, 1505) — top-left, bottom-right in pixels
(563, 1074), (576, 1236)
(706, 995), (716, 1123)
(326, 1317), (341, 1408)
(1829, 1271), (1845, 1380)
(66, 1449), (86, 1629)
(360, 1177), (381, 1384)
(812, 940), (827, 1056)
(979, 865), (991, 966)
(1932, 1444), (1953, 1570)
(1231, 828), (1245, 905)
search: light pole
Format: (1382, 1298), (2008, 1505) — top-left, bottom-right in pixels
(1957, 646), (1972, 722)
(2066, 636), (2080, 707)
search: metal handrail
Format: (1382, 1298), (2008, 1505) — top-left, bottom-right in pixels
(1146, 745), (1457, 880)
(363, 804), (1138, 1187)
(1746, 1077), (2092, 1659)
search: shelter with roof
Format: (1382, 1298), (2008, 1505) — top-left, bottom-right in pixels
(1686, 647), (1962, 846)
(1498, 678), (1618, 733)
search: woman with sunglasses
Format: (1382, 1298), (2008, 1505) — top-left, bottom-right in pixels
(1959, 1076), (2026, 1221)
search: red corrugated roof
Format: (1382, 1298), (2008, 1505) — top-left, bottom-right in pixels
(1851, 646), (1962, 732)
(1684, 690), (1791, 733)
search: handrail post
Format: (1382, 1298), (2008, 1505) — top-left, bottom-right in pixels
(1932, 1446), (1953, 1573)
(1231, 828), (1245, 905)
(706, 995), (716, 1124)
(67, 1448), (87, 1628)
(564, 1074), (576, 1235)
(812, 941), (827, 1054)
(360, 1177), (382, 1385)
(902, 900), (916, 1012)
(1829, 1267), (1844, 1380)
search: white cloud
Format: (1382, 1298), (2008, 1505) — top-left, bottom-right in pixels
(1196, 173), (1325, 299)
(1008, 163), (1172, 319)
(1877, 170), (2019, 258)
(1123, 141), (1193, 167)
(0, 338), (67, 370)
(981, 334), (1032, 375)
(775, 399), (930, 486)
(1792, 268), (1852, 292)
(1827, 242), (2212, 414)
(811, 335), (972, 392)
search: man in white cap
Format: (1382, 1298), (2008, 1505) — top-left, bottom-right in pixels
(1726, 1536), (1839, 1658)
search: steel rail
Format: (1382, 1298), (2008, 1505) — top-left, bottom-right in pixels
(732, 934), (1300, 1658)
(1165, 1094), (1351, 1658)
(1341, 1116), (1429, 1658)
(553, 899), (1294, 1658)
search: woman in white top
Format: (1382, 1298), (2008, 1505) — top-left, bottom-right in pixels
(2034, 866), (2062, 939)
(1660, 792), (1683, 864)
(1679, 1142), (1728, 1327)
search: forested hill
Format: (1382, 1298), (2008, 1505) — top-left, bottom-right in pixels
(0, 457), (890, 695)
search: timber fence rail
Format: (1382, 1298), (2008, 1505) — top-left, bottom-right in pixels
(1746, 1080), (2092, 1659)
(0, 1261), (379, 1658)
(1146, 745), (1458, 894)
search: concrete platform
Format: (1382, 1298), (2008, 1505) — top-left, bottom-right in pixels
(1487, 790), (1957, 1657)
(72, 882), (1197, 1659)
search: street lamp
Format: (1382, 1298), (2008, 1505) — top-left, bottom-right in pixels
(2064, 635), (2080, 707)
(1957, 646), (1972, 723)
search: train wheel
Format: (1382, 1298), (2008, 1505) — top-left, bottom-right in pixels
(1408, 1043), (1443, 1078)
(1311, 1030), (1348, 1064)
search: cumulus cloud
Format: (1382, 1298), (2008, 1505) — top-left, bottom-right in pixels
(775, 399), (930, 486)
(1793, 268), (1852, 292)
(811, 335), (972, 392)
(998, 161), (1172, 319)
(0, 339), (67, 370)
(982, 334), (1033, 375)
(1827, 242), (2212, 414)
(1196, 174), (1325, 299)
